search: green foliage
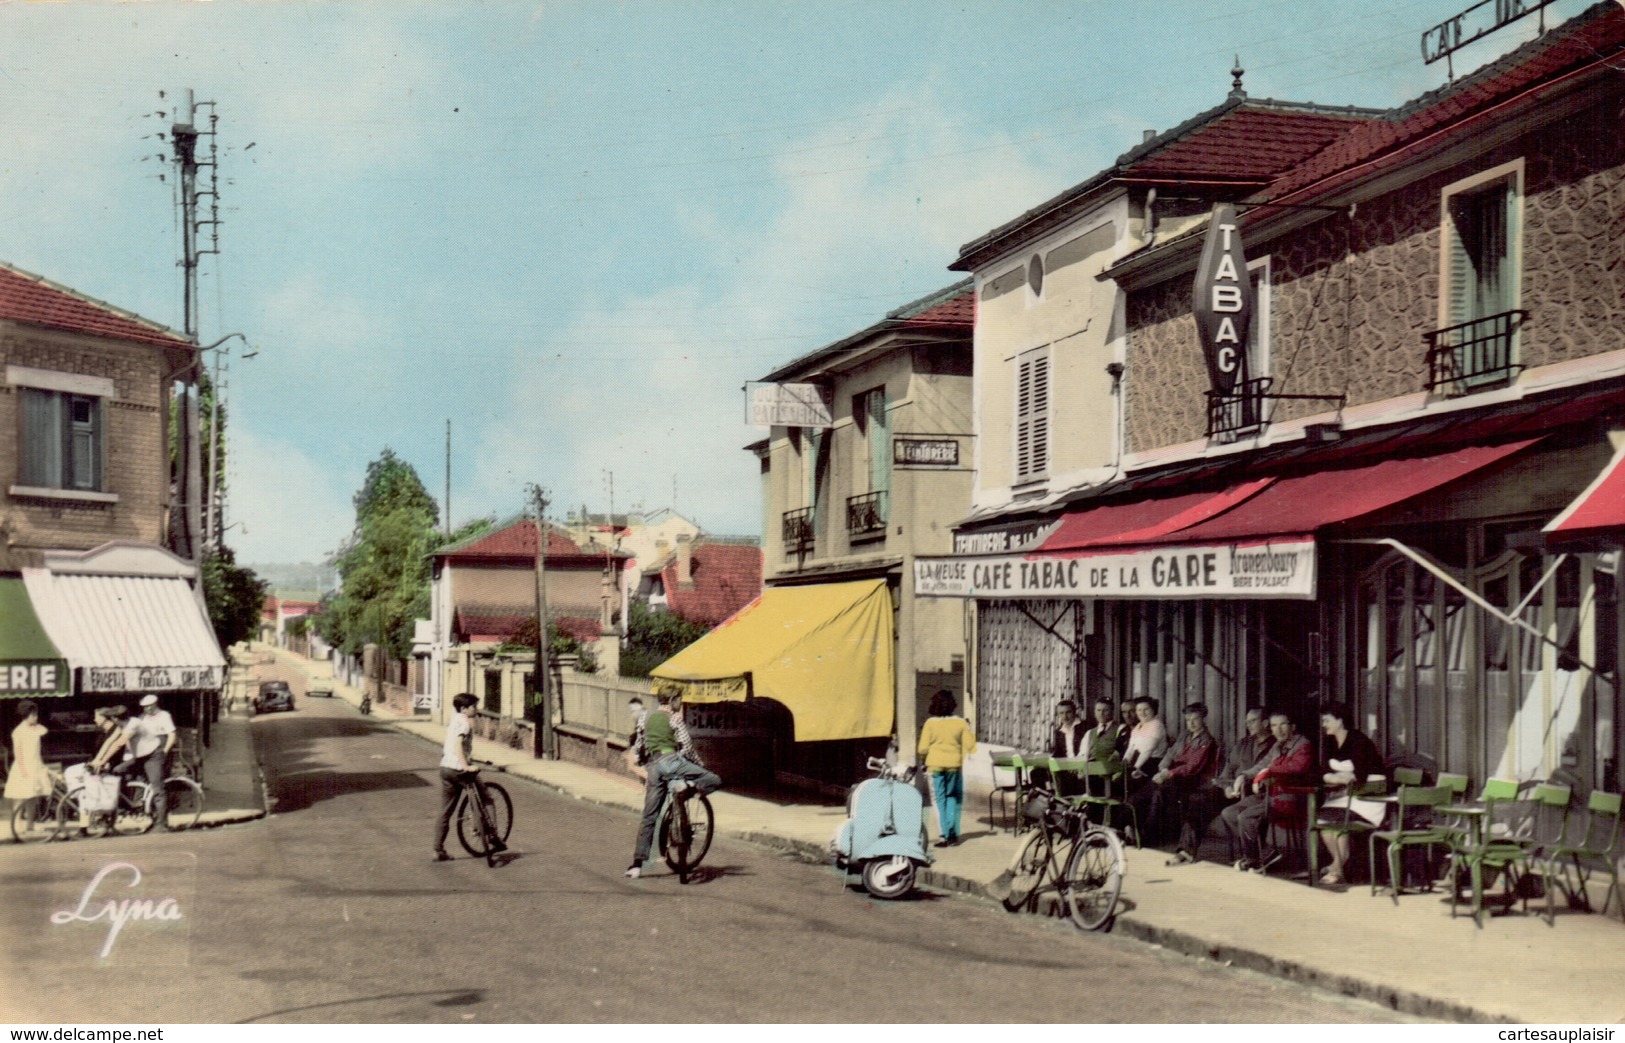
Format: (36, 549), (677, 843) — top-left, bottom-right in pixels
(620, 599), (711, 678)
(443, 516), (496, 548)
(286, 615), (310, 638)
(322, 449), (440, 658)
(497, 616), (597, 674)
(200, 547), (268, 651)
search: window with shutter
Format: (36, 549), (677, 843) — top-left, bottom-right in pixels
(1436, 162), (1523, 391)
(19, 388), (103, 491)
(1015, 350), (1050, 483)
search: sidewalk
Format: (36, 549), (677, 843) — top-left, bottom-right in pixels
(257, 645), (1625, 1024)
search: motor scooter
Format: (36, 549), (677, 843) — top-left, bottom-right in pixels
(831, 756), (933, 899)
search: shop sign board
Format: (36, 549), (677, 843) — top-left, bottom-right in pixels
(0, 659), (69, 695)
(746, 382), (833, 428)
(951, 520), (1059, 556)
(81, 665), (222, 694)
(683, 699), (774, 739)
(894, 438), (958, 466)
(914, 539), (1316, 600)
(1192, 204), (1255, 396)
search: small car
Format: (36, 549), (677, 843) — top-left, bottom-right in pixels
(256, 681), (295, 714)
(308, 687), (334, 699)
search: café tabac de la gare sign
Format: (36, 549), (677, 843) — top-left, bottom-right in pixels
(1192, 204), (1255, 397)
(913, 539), (1316, 601)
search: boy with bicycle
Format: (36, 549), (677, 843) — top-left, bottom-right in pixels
(435, 692), (506, 862)
(625, 688), (720, 879)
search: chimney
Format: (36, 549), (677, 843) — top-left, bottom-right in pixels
(1143, 129), (1155, 143)
(676, 534), (694, 590)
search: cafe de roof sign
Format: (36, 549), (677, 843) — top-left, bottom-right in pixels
(1192, 204), (1255, 397)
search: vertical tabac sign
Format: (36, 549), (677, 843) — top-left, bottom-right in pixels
(1192, 204), (1254, 396)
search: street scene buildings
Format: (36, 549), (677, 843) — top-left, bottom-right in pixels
(3, 0), (1624, 1027)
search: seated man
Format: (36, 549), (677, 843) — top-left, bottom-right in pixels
(1213, 712), (1314, 873)
(1080, 698), (1122, 764)
(1025, 698), (1087, 797)
(1132, 702), (1220, 853)
(1179, 705), (1275, 863)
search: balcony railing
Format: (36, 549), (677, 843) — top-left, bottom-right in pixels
(1424, 309), (1526, 394)
(846, 490), (888, 539)
(782, 507), (814, 553)
(1206, 377), (1272, 439)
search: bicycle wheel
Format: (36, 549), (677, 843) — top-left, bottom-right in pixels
(1062, 826), (1126, 931)
(112, 787), (155, 836)
(456, 782), (513, 856)
(11, 796), (61, 844)
(1002, 829), (1051, 912)
(162, 778), (205, 831)
(68, 793), (113, 839)
(661, 798), (692, 881)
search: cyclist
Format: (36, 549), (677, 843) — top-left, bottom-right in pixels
(100, 695), (176, 831)
(435, 692), (505, 862)
(625, 688), (720, 879)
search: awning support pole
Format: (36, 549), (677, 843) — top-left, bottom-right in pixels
(1334, 538), (1603, 676)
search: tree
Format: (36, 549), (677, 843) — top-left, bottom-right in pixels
(200, 546), (268, 651)
(321, 449), (440, 658)
(620, 600), (711, 678)
(498, 616), (597, 674)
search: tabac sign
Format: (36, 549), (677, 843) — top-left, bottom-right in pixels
(1192, 204), (1255, 397)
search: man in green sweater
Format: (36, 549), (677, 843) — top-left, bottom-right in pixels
(626, 689), (722, 879)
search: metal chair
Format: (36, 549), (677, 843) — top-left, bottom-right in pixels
(1368, 784), (1455, 902)
(1533, 790), (1623, 924)
(1076, 759), (1140, 848)
(1309, 778), (1387, 887)
(1447, 780), (1554, 926)
(987, 752), (1025, 833)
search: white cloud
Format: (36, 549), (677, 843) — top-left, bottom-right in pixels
(223, 426), (354, 565)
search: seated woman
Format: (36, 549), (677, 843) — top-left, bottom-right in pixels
(1316, 704), (1385, 885)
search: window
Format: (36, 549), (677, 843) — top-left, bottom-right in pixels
(1431, 162), (1523, 391)
(848, 387), (889, 538)
(1015, 349), (1050, 483)
(1208, 258), (1273, 439)
(483, 669), (502, 715)
(20, 388), (103, 491)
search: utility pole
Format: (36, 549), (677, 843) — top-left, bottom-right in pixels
(445, 419), (452, 538)
(527, 483), (556, 759)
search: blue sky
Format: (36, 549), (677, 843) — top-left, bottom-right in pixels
(0, 0), (1590, 567)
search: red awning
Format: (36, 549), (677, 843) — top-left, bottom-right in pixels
(1162, 439), (1539, 544)
(1039, 478), (1272, 552)
(1545, 442), (1625, 543)
(1037, 439), (1538, 555)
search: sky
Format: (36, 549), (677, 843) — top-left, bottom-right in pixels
(0, 0), (1596, 571)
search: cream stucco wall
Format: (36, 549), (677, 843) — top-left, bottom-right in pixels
(971, 194), (1132, 514)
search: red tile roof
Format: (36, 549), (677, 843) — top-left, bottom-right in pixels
(1261, 3), (1625, 204)
(438, 517), (615, 563)
(0, 262), (193, 350)
(899, 290), (974, 328)
(656, 540), (764, 627)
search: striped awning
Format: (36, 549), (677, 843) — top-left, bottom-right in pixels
(0, 576), (69, 696)
(23, 542), (225, 694)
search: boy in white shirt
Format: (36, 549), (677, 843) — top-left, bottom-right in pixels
(434, 693), (505, 861)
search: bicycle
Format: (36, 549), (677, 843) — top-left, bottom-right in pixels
(10, 772), (84, 843)
(452, 774), (513, 866)
(97, 769), (206, 836)
(655, 780), (714, 884)
(1002, 782), (1126, 931)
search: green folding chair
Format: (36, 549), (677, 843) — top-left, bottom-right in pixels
(1368, 784), (1454, 902)
(1393, 767), (1425, 787)
(1076, 758), (1139, 848)
(1534, 790), (1623, 924)
(1311, 778), (1387, 887)
(1449, 781), (1560, 926)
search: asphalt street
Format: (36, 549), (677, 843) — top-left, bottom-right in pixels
(1, 687), (1419, 1024)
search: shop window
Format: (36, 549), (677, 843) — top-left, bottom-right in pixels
(19, 388), (104, 491)
(1014, 348), (1050, 483)
(847, 387), (889, 540)
(1428, 162), (1524, 393)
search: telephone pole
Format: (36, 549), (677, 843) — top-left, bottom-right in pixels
(528, 483), (556, 759)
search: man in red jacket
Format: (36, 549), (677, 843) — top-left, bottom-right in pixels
(1214, 712), (1314, 873)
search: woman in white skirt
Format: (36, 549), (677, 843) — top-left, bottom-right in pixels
(4, 701), (52, 824)
(1317, 704), (1385, 885)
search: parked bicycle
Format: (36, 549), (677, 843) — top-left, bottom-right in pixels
(1002, 782), (1126, 931)
(9, 766), (204, 842)
(452, 775), (513, 866)
(656, 780), (714, 884)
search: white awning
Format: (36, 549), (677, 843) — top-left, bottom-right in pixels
(22, 542), (225, 694)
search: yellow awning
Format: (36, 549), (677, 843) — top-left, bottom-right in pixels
(650, 579), (894, 742)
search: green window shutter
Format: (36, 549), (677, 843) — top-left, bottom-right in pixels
(867, 388), (889, 495)
(20, 389), (61, 488)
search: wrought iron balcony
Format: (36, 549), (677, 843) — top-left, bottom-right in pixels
(1206, 377), (1272, 439)
(782, 507), (814, 553)
(846, 490), (888, 539)
(1424, 309), (1526, 395)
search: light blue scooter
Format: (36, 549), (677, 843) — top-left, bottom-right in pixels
(831, 756), (934, 899)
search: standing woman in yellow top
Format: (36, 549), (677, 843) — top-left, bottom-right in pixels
(917, 689), (976, 847)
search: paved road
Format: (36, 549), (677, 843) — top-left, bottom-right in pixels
(2, 686), (1418, 1024)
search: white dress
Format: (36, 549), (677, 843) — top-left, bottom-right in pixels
(3, 720), (51, 800)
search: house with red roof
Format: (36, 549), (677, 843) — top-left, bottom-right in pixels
(638, 534), (762, 627)
(424, 515), (628, 724)
(934, 2), (1625, 803)
(1, 260), (224, 758)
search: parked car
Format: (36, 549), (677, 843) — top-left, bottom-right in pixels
(308, 687), (334, 699)
(256, 681), (295, 714)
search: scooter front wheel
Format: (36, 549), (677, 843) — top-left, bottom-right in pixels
(860, 856), (917, 899)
